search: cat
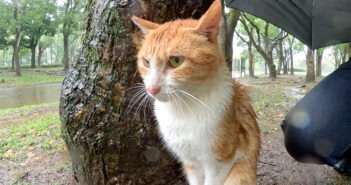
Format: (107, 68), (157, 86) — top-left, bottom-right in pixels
(132, 0), (261, 184)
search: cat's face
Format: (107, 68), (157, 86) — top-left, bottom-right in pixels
(133, 0), (223, 102)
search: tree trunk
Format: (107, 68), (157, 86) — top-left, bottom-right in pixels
(30, 45), (36, 68)
(248, 46), (254, 77)
(277, 40), (283, 75)
(14, 29), (23, 76)
(63, 32), (69, 71)
(266, 59), (277, 78)
(59, 0), (213, 184)
(38, 45), (44, 68)
(224, 8), (240, 71)
(289, 46), (294, 75)
(248, 29), (254, 77)
(316, 49), (324, 77)
(306, 48), (315, 82)
(11, 45), (15, 72)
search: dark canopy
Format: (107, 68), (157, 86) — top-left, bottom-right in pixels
(225, 0), (351, 49)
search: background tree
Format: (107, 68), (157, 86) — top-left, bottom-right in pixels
(315, 48), (324, 77)
(59, 0), (214, 184)
(223, 7), (240, 69)
(239, 14), (287, 78)
(306, 48), (315, 82)
(21, 0), (57, 68)
(60, 0), (83, 71)
(236, 27), (255, 77)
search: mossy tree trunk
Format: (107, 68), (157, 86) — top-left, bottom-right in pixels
(59, 0), (213, 184)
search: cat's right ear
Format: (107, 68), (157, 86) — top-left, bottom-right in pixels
(132, 16), (160, 34)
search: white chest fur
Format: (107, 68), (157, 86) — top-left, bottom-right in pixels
(153, 71), (233, 164)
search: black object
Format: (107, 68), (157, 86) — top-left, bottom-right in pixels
(225, 0), (351, 49)
(281, 59), (351, 175)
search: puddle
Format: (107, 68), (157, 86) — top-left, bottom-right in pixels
(0, 83), (61, 109)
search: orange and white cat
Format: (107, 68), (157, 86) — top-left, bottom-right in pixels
(132, 0), (261, 184)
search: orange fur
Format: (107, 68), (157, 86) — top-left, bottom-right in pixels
(213, 80), (261, 184)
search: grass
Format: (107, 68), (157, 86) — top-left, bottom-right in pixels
(0, 101), (59, 119)
(0, 67), (65, 87)
(0, 113), (64, 161)
(328, 176), (351, 185)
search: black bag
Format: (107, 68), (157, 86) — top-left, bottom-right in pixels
(281, 59), (351, 175)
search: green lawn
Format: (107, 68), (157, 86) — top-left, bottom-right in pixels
(0, 113), (64, 161)
(0, 67), (65, 87)
(0, 101), (59, 120)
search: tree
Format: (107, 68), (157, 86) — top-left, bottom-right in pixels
(223, 7), (240, 70)
(277, 38), (284, 75)
(315, 48), (324, 77)
(21, 0), (57, 68)
(0, 0), (14, 70)
(236, 27), (255, 77)
(239, 14), (287, 78)
(11, 0), (26, 76)
(306, 48), (315, 82)
(59, 0), (214, 184)
(37, 36), (53, 67)
(60, 0), (83, 71)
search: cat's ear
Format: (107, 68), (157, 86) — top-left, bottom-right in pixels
(194, 0), (222, 42)
(132, 16), (160, 34)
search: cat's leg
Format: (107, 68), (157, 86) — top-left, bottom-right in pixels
(202, 159), (234, 185)
(183, 164), (204, 185)
(224, 158), (257, 185)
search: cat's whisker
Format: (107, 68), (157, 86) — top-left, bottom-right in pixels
(125, 83), (145, 92)
(142, 95), (152, 123)
(176, 92), (195, 117)
(126, 88), (147, 115)
(133, 92), (149, 122)
(177, 89), (210, 109)
(171, 92), (183, 117)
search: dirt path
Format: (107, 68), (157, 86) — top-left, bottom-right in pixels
(240, 75), (341, 185)
(0, 105), (74, 185)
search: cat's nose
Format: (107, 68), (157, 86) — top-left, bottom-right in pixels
(146, 85), (161, 96)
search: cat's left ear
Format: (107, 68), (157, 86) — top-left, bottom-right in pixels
(194, 0), (222, 42)
(132, 16), (160, 34)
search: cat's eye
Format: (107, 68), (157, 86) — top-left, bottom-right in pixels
(142, 58), (150, 68)
(169, 56), (185, 68)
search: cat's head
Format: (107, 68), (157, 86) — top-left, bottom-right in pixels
(132, 0), (225, 102)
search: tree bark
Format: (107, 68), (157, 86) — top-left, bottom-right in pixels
(63, 32), (69, 71)
(30, 44), (36, 68)
(59, 0), (213, 184)
(14, 29), (22, 76)
(62, 0), (71, 71)
(248, 29), (254, 77)
(224, 8), (240, 71)
(38, 45), (44, 68)
(316, 49), (324, 77)
(306, 48), (315, 82)
(277, 39), (283, 75)
(289, 46), (294, 75)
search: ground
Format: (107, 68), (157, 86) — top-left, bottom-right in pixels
(0, 73), (350, 185)
(0, 68), (65, 87)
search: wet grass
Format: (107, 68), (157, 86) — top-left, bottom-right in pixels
(0, 101), (59, 119)
(0, 113), (64, 161)
(0, 67), (65, 87)
(328, 176), (351, 185)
